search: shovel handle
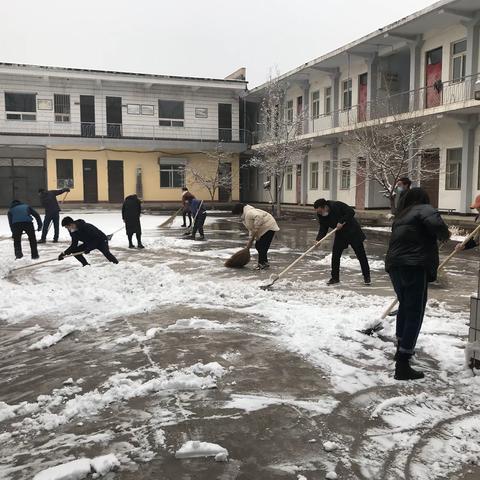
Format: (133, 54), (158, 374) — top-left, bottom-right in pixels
(10, 251), (85, 273)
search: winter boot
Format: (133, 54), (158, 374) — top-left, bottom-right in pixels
(129, 244), (135, 248)
(37, 239), (46, 244)
(137, 244), (145, 249)
(31, 254), (39, 260)
(196, 235), (206, 241)
(327, 278), (340, 285)
(53, 239), (59, 243)
(394, 353), (424, 381)
(364, 275), (371, 285)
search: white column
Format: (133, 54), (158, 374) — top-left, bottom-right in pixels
(367, 54), (378, 119)
(459, 116), (479, 213)
(465, 20), (480, 96)
(330, 141), (338, 200)
(409, 38), (423, 111)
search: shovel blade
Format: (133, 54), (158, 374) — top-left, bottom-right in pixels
(360, 321), (384, 336)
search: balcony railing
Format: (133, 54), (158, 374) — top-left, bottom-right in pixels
(257, 73), (480, 144)
(0, 120), (252, 144)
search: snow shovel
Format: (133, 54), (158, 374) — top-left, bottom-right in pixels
(260, 229), (337, 290)
(10, 251), (85, 273)
(361, 223), (480, 336)
(107, 226), (124, 241)
(159, 208), (183, 228)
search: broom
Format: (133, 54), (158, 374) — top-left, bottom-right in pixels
(159, 208), (183, 228)
(225, 238), (253, 268)
(361, 223), (480, 335)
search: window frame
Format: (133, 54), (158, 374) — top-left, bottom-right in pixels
(451, 39), (467, 83)
(342, 79), (352, 111)
(323, 160), (330, 190)
(311, 91), (320, 119)
(286, 166), (293, 190)
(160, 163), (185, 188)
(54, 94), (71, 123)
(56, 158), (74, 189)
(286, 100), (294, 124)
(340, 160), (351, 190)
(310, 161), (319, 190)
(324, 87), (332, 115)
(158, 100), (185, 127)
(5, 92), (37, 121)
(445, 148), (462, 190)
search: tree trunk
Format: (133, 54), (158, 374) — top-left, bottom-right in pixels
(389, 195), (396, 215)
(275, 174), (282, 218)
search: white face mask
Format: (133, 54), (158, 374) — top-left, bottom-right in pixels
(397, 186), (404, 193)
(321, 211), (329, 217)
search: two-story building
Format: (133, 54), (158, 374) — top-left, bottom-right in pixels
(243, 0), (480, 214)
(0, 63), (248, 207)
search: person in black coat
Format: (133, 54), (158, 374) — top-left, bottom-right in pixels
(122, 194), (144, 249)
(38, 188), (70, 243)
(385, 188), (450, 381)
(314, 198), (370, 285)
(59, 217), (119, 266)
(8, 200), (42, 259)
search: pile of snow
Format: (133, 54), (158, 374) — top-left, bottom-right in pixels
(33, 454), (119, 480)
(167, 317), (229, 331)
(312, 253), (385, 271)
(323, 441), (339, 452)
(175, 440), (228, 461)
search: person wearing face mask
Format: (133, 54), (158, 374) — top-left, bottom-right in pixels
(58, 216), (119, 266)
(395, 177), (412, 214)
(314, 198), (370, 285)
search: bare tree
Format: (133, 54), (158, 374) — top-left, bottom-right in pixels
(344, 107), (437, 213)
(249, 74), (311, 217)
(187, 143), (233, 203)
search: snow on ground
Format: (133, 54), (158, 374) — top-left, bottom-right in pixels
(0, 210), (478, 479)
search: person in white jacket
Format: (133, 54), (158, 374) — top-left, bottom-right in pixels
(232, 203), (280, 270)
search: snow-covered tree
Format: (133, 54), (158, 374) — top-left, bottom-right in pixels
(187, 143), (233, 203)
(249, 74), (311, 217)
(344, 118), (437, 213)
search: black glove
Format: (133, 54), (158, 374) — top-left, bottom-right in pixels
(65, 188), (71, 192)
(58, 252), (65, 261)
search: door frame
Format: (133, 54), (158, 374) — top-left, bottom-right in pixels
(82, 159), (98, 203)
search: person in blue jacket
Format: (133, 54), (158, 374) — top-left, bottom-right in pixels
(38, 187), (70, 243)
(187, 199), (207, 241)
(8, 200), (43, 259)
(59, 216), (119, 266)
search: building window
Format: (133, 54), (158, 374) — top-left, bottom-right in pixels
(445, 148), (462, 190)
(286, 166), (293, 190)
(311, 91), (320, 119)
(323, 161), (330, 190)
(286, 100), (293, 124)
(158, 100), (184, 127)
(342, 80), (352, 110)
(56, 159), (74, 188)
(451, 40), (467, 83)
(5, 92), (36, 120)
(324, 87), (332, 115)
(310, 162), (319, 190)
(160, 164), (184, 188)
(340, 160), (351, 189)
(54, 94), (70, 122)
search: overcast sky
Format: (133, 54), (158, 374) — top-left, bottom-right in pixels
(2, 0), (437, 87)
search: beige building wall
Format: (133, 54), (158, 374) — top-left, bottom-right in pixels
(46, 147), (240, 203)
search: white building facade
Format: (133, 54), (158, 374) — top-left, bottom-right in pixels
(243, 0), (480, 214)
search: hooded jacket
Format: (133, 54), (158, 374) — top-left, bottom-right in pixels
(8, 200), (42, 231)
(39, 188), (69, 214)
(317, 200), (365, 246)
(385, 204), (450, 282)
(242, 205), (280, 240)
(122, 195), (142, 234)
(64, 219), (108, 255)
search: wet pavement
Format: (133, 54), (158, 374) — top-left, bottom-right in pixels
(1, 213), (479, 480)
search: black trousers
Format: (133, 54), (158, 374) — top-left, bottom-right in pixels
(128, 232), (142, 246)
(12, 222), (38, 258)
(70, 240), (118, 266)
(182, 209), (192, 227)
(192, 211), (207, 237)
(331, 238), (370, 280)
(255, 230), (276, 264)
(389, 266), (428, 355)
(41, 211), (59, 241)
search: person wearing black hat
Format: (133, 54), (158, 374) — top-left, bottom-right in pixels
(37, 187), (70, 243)
(59, 217), (118, 266)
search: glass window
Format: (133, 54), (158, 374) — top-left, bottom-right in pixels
(340, 160), (351, 189)
(158, 100), (184, 127)
(56, 159), (74, 188)
(342, 80), (352, 110)
(311, 91), (320, 119)
(324, 87), (332, 115)
(445, 148), (462, 190)
(160, 164), (184, 188)
(452, 40), (467, 82)
(286, 100), (293, 124)
(310, 162), (319, 190)
(54, 94), (70, 122)
(323, 160), (330, 190)
(286, 166), (293, 190)
(5, 92), (37, 120)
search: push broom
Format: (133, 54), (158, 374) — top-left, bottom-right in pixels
(361, 222), (480, 335)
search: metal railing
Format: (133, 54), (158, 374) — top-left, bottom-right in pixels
(0, 120), (252, 144)
(256, 73), (480, 143)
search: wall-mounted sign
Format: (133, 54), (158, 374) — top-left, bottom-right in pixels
(195, 107), (208, 118)
(37, 99), (53, 110)
(127, 104), (140, 115)
(141, 104), (154, 115)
